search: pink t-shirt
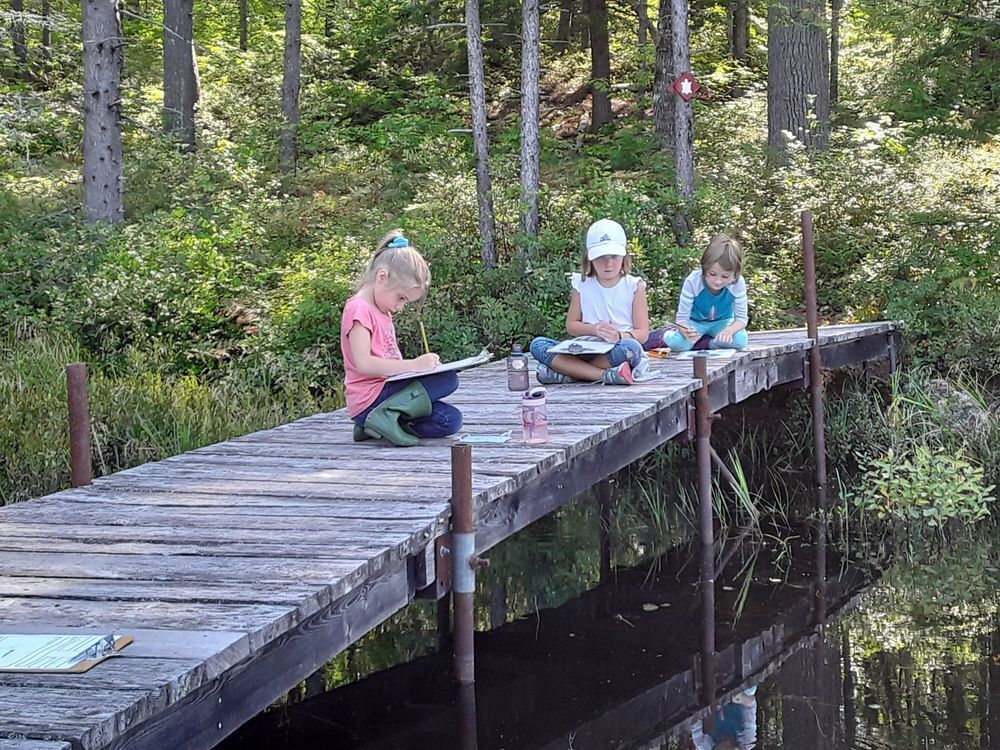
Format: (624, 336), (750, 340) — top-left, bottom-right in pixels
(340, 295), (403, 417)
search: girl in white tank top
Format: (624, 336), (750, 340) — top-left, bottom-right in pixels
(528, 219), (650, 386)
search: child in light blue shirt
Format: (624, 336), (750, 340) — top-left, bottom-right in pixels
(666, 233), (749, 351)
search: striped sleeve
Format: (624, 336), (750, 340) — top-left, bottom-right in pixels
(731, 277), (748, 323)
(675, 270), (701, 324)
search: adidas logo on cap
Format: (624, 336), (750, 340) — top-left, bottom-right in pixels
(600, 234), (611, 242)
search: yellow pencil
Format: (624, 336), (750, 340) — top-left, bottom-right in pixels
(419, 321), (431, 355)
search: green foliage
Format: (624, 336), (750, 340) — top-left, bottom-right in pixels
(850, 446), (994, 528)
(0, 326), (331, 506)
(848, 0), (1000, 135)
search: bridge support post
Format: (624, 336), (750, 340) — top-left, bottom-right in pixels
(693, 355), (717, 716)
(802, 211), (830, 625)
(801, 210), (828, 512)
(66, 363), (92, 488)
(451, 444), (488, 684)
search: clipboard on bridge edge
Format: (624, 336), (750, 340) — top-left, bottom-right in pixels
(0, 633), (135, 674)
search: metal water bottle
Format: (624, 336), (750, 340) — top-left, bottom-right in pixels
(521, 386), (548, 444)
(507, 343), (529, 391)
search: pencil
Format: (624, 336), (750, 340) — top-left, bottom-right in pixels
(419, 321), (431, 355)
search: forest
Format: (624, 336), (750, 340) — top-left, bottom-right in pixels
(1, 0), (998, 505)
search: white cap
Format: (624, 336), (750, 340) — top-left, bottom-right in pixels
(586, 219), (627, 260)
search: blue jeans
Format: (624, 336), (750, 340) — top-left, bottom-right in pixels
(530, 336), (644, 368)
(666, 320), (749, 352)
(352, 371), (463, 438)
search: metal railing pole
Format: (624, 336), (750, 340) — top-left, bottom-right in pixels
(801, 210), (829, 510)
(451, 444), (476, 684)
(66, 363), (92, 487)
(693, 356), (717, 717)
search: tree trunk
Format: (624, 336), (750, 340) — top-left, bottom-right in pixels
(520, 0), (541, 248)
(653, 0), (674, 149)
(672, 0), (694, 198)
(636, 0), (649, 44)
(767, 0), (829, 160)
(465, 0), (498, 268)
(11, 0), (29, 79)
(324, 0), (334, 38)
(279, 0), (301, 173)
(41, 0), (52, 57)
(556, 0), (573, 51)
(578, 0), (589, 51)
(829, 0), (840, 107)
(163, 0), (197, 149)
(239, 0), (249, 51)
(732, 0), (748, 95)
(733, 0), (748, 61)
(82, 0), (124, 224)
(589, 0), (612, 130)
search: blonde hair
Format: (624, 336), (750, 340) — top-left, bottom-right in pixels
(356, 229), (432, 297)
(701, 233), (743, 280)
(580, 247), (632, 279)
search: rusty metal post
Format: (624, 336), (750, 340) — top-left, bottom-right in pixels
(457, 682), (478, 750)
(437, 593), (452, 650)
(693, 356), (717, 719)
(801, 211), (828, 511)
(700, 536), (718, 734)
(452, 444), (476, 684)
(693, 357), (714, 550)
(814, 517), (828, 627)
(66, 363), (92, 487)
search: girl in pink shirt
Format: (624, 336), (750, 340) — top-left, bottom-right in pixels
(340, 230), (462, 447)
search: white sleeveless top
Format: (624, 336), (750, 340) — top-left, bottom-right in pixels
(570, 273), (644, 331)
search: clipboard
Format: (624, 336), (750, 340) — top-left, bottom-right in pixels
(386, 349), (492, 382)
(0, 633), (134, 674)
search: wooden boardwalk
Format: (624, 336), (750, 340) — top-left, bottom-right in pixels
(0, 322), (899, 750)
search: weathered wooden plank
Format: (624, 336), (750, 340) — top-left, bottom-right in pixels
(158, 454), (537, 477)
(0, 742), (72, 750)
(102, 559), (412, 750)
(0, 500), (449, 532)
(35, 489), (453, 516)
(0, 521), (435, 549)
(0, 550), (370, 588)
(819, 330), (895, 370)
(96, 462), (529, 486)
(0, 657), (204, 693)
(190, 441), (567, 464)
(0, 686), (163, 750)
(0, 576), (340, 606)
(0, 536), (406, 563)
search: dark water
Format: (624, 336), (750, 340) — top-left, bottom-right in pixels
(221, 493), (1000, 750)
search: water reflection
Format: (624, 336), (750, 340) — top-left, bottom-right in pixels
(690, 687), (758, 749)
(220, 474), (1000, 750)
(224, 489), (882, 750)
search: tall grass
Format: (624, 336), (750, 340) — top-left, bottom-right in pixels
(0, 324), (335, 505)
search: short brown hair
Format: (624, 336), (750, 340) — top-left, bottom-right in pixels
(701, 233), (743, 280)
(580, 245), (632, 278)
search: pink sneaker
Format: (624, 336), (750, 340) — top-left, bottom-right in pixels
(602, 362), (634, 385)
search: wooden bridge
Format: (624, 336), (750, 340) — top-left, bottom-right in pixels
(0, 322), (899, 750)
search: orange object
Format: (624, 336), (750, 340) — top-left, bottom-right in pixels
(648, 348), (671, 359)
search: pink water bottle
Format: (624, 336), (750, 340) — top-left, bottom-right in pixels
(521, 386), (548, 444)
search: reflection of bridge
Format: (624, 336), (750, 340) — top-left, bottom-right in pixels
(224, 532), (872, 750)
(0, 322), (898, 750)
